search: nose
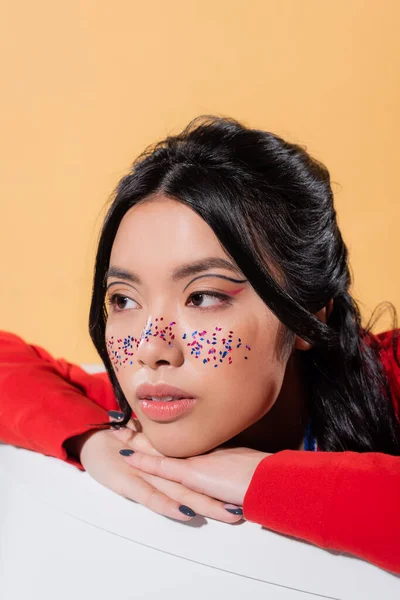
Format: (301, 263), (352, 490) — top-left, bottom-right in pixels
(135, 316), (184, 370)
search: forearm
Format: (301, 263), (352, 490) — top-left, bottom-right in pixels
(0, 331), (117, 469)
(243, 449), (400, 574)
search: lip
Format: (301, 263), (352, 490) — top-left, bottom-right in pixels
(135, 383), (197, 423)
(138, 398), (198, 422)
(136, 383), (195, 400)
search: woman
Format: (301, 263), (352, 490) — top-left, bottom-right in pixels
(1, 116), (399, 573)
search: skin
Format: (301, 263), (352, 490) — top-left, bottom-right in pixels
(105, 194), (327, 459)
(65, 192), (331, 522)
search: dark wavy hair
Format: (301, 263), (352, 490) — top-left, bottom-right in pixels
(89, 115), (400, 454)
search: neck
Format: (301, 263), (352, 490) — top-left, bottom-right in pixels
(227, 352), (308, 453)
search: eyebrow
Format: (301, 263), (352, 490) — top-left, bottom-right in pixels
(104, 257), (246, 288)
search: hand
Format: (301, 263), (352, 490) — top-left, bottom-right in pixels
(74, 413), (244, 524)
(116, 435), (271, 508)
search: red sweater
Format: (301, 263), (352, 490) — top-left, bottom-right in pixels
(0, 329), (399, 574)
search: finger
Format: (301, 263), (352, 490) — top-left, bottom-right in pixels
(108, 411), (138, 432)
(109, 416), (137, 431)
(109, 423), (137, 445)
(108, 412), (138, 444)
(131, 417), (143, 433)
(126, 433), (165, 456)
(139, 471), (243, 524)
(122, 452), (187, 485)
(109, 424), (164, 457)
(116, 471), (197, 522)
(110, 427), (136, 448)
(108, 410), (126, 423)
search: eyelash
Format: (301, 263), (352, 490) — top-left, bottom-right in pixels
(106, 291), (232, 313)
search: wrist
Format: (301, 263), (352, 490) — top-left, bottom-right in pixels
(64, 429), (100, 461)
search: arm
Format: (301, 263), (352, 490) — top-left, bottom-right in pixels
(0, 330), (119, 469)
(243, 449), (400, 574)
(244, 330), (400, 574)
(0, 332), (243, 525)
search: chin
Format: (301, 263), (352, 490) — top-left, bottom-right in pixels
(150, 436), (213, 458)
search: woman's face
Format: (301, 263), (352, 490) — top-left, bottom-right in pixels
(105, 194), (293, 457)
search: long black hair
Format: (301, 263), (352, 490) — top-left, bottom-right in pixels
(89, 115), (400, 454)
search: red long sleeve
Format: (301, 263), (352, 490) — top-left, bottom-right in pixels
(0, 331), (118, 469)
(243, 450), (400, 574)
(243, 329), (400, 574)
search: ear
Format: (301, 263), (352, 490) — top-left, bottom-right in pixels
(294, 299), (334, 351)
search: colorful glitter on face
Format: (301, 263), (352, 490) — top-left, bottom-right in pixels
(106, 317), (176, 371)
(189, 327), (251, 368)
(106, 319), (251, 371)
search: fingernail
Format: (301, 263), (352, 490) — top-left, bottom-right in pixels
(224, 504), (243, 515)
(110, 423), (124, 430)
(119, 449), (134, 456)
(109, 410), (124, 420)
(179, 505), (197, 517)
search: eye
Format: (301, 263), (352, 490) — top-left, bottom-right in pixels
(186, 291), (231, 309)
(107, 293), (138, 312)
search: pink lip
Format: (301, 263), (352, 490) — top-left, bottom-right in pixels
(136, 383), (195, 400)
(135, 383), (197, 423)
(138, 398), (198, 422)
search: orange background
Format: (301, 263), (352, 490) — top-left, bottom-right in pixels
(1, 0), (399, 363)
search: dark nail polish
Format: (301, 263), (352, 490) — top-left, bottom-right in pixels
(179, 505), (196, 517)
(109, 410), (124, 420)
(119, 449), (134, 456)
(225, 507), (243, 515)
(110, 423), (124, 430)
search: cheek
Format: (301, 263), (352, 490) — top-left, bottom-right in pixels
(197, 320), (286, 417)
(105, 316), (175, 371)
(214, 343), (280, 396)
(104, 316), (278, 385)
(104, 318), (255, 371)
(183, 326), (251, 367)
(105, 322), (136, 373)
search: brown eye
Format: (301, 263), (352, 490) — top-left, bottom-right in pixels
(116, 296), (129, 309)
(186, 291), (230, 309)
(108, 294), (137, 312)
(190, 293), (204, 307)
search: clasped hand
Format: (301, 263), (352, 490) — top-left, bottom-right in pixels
(78, 414), (270, 523)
